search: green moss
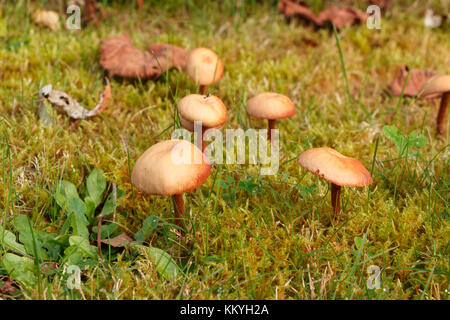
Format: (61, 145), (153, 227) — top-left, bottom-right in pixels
(0, 1), (448, 300)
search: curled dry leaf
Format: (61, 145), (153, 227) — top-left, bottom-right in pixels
(0, 277), (17, 295)
(39, 78), (111, 119)
(32, 9), (60, 30)
(278, 0), (368, 29)
(388, 66), (441, 99)
(100, 34), (188, 79)
(101, 233), (133, 247)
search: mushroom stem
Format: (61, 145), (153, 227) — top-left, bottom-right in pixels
(201, 127), (206, 152)
(199, 85), (206, 95)
(331, 183), (341, 215)
(172, 194), (185, 229)
(437, 92), (449, 134)
(268, 119), (276, 143)
(202, 138), (206, 152)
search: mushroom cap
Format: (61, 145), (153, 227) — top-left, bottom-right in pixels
(298, 147), (373, 187)
(246, 92), (296, 120)
(186, 48), (224, 86)
(131, 140), (211, 196)
(417, 74), (450, 99)
(177, 94), (228, 131)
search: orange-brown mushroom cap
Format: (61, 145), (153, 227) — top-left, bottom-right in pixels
(417, 74), (450, 99)
(246, 92), (296, 120)
(131, 140), (211, 196)
(186, 48), (224, 86)
(298, 147), (373, 187)
(177, 94), (228, 131)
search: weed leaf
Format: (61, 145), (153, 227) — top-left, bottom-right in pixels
(383, 125), (427, 158)
(86, 169), (106, 206)
(2, 253), (37, 287)
(0, 226), (27, 255)
(13, 215), (48, 260)
(55, 180), (80, 209)
(133, 244), (181, 281)
(63, 235), (98, 267)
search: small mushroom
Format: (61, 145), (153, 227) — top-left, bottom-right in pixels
(298, 147), (373, 215)
(246, 92), (296, 143)
(186, 48), (224, 95)
(131, 140), (211, 230)
(417, 74), (450, 135)
(177, 94), (228, 151)
(32, 9), (60, 30)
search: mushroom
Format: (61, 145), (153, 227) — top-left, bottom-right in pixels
(177, 94), (228, 151)
(417, 74), (450, 134)
(246, 92), (296, 143)
(298, 147), (373, 215)
(186, 48), (224, 95)
(131, 140), (211, 229)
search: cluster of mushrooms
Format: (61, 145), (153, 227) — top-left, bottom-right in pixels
(132, 46), (447, 231)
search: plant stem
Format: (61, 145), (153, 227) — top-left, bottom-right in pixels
(437, 92), (448, 134)
(331, 183), (341, 215)
(97, 215), (104, 260)
(200, 85), (206, 95)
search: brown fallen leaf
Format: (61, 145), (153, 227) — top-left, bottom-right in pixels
(388, 66), (441, 99)
(83, 0), (105, 26)
(278, 0), (322, 26)
(101, 233), (133, 247)
(100, 34), (188, 79)
(318, 6), (369, 29)
(0, 277), (17, 295)
(278, 0), (369, 29)
(368, 0), (393, 11)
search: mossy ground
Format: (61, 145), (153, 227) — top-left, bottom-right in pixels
(0, 0), (448, 299)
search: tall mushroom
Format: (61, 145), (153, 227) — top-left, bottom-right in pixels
(246, 92), (296, 143)
(177, 94), (228, 151)
(417, 74), (450, 135)
(131, 140), (211, 229)
(298, 147), (373, 215)
(186, 48), (224, 95)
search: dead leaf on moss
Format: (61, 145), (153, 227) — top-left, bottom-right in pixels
(317, 6), (369, 29)
(278, 0), (322, 25)
(32, 9), (60, 30)
(100, 34), (188, 79)
(83, 0), (105, 26)
(0, 277), (17, 295)
(278, 0), (368, 29)
(39, 78), (111, 119)
(388, 66), (441, 99)
(369, 0), (393, 11)
(101, 233), (133, 247)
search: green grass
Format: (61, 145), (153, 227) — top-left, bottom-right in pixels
(0, 0), (449, 300)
